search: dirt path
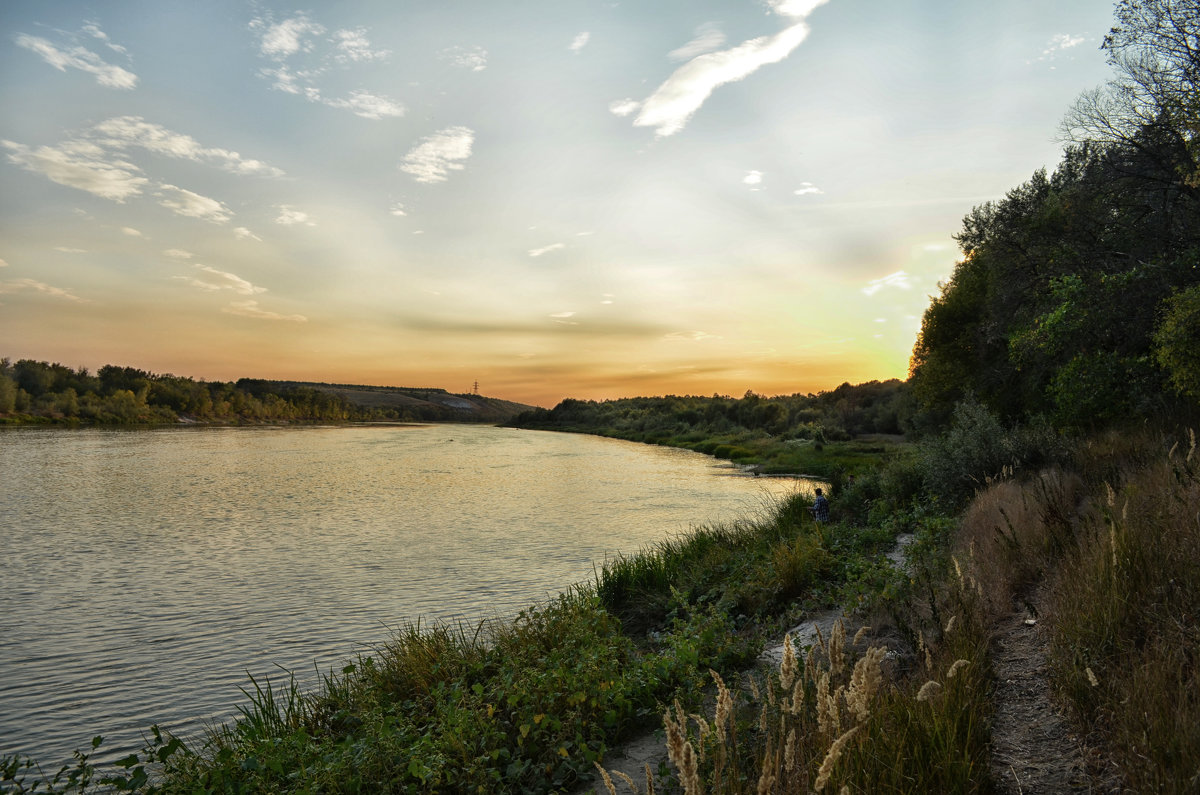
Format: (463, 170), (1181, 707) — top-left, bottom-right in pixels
(988, 589), (1118, 794)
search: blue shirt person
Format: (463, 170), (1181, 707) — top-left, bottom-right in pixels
(810, 488), (830, 522)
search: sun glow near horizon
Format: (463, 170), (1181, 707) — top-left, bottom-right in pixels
(0, 1), (1113, 406)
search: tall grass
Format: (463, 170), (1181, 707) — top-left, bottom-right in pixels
(1048, 430), (1200, 793)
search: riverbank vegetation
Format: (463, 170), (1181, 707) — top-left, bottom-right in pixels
(0, 360), (530, 425)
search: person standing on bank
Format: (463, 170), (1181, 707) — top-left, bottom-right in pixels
(810, 488), (830, 522)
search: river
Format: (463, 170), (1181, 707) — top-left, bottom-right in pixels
(0, 423), (807, 768)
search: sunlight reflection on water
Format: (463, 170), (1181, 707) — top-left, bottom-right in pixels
(0, 424), (810, 766)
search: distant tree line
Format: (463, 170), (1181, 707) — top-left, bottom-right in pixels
(508, 380), (913, 443)
(909, 0), (1200, 430)
(0, 359), (476, 425)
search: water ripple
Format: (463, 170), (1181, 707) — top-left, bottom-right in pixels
(1, 424), (808, 767)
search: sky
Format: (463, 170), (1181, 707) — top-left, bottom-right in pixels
(0, 0), (1118, 407)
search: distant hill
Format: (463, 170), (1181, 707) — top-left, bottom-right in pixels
(244, 380), (538, 423)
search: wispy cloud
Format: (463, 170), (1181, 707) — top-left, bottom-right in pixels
(1031, 33), (1087, 64)
(861, 270), (912, 296)
(389, 202), (407, 217)
(668, 23), (726, 61)
(175, 264), (266, 295)
(440, 45), (488, 72)
(529, 243), (565, 257)
(157, 184), (232, 223)
(223, 300), (307, 322)
(275, 205), (316, 226)
(0, 277), (87, 302)
(121, 226), (144, 237)
(550, 311), (577, 325)
(15, 26), (137, 90)
(794, 181), (823, 195)
(249, 12), (403, 119)
(616, 1), (829, 137)
(3, 138), (149, 201)
(323, 90), (405, 120)
(163, 248), (193, 259)
(400, 127), (475, 184)
(3, 118), (278, 221)
(91, 116), (284, 176)
(0, 258), (8, 267)
(744, 170), (763, 185)
(664, 331), (721, 341)
(55, 247), (86, 253)
(608, 99), (640, 117)
(569, 32), (591, 53)
(234, 227), (262, 241)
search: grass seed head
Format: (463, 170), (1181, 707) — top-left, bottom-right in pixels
(593, 762), (617, 795)
(814, 726), (859, 792)
(916, 680), (943, 702)
(947, 658), (970, 679)
(781, 633), (798, 690)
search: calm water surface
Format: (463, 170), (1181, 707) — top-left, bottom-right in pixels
(0, 424), (807, 767)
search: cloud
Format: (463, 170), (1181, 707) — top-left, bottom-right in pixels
(91, 116), (284, 176)
(3, 139), (149, 201)
(630, 21), (816, 137)
(1033, 33), (1087, 63)
(223, 300), (307, 322)
(15, 32), (137, 90)
(861, 270), (912, 296)
(55, 247), (86, 253)
(275, 205), (316, 226)
(163, 248), (193, 259)
(569, 32), (591, 53)
(669, 23), (726, 61)
(323, 89), (404, 120)
(744, 170), (763, 185)
(256, 14), (324, 58)
(234, 226), (262, 241)
(441, 45), (488, 72)
(250, 13), (402, 120)
(389, 202), (407, 217)
(622, 2), (829, 138)
(0, 277), (87, 302)
(767, 0), (832, 18)
(332, 27), (390, 63)
(608, 99), (641, 117)
(157, 184), (233, 223)
(794, 181), (823, 195)
(121, 226), (144, 237)
(529, 243), (565, 257)
(176, 264), (266, 295)
(0, 258), (8, 267)
(550, 311), (575, 318)
(82, 22), (128, 56)
(664, 331), (721, 341)
(400, 127), (475, 184)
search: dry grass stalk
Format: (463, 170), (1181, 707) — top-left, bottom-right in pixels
(780, 634), (798, 690)
(944, 614), (957, 634)
(790, 674), (805, 715)
(816, 671), (834, 736)
(915, 680), (943, 702)
(829, 620), (846, 678)
(814, 725), (859, 792)
(613, 769), (638, 793)
(846, 646), (886, 723)
(852, 625), (870, 646)
(644, 762), (655, 795)
(946, 658), (970, 679)
(593, 761), (617, 795)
